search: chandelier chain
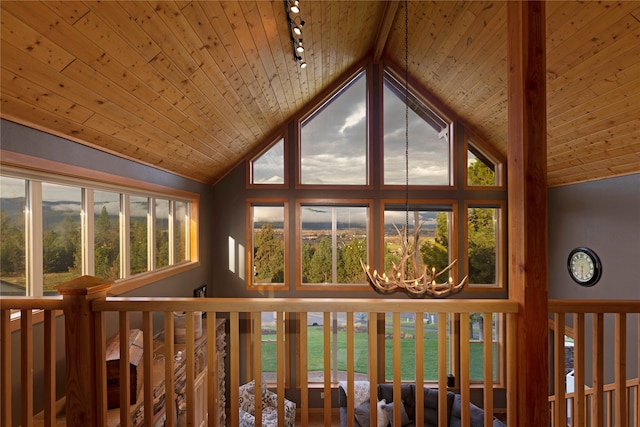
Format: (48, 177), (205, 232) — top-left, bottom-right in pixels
(360, 0), (467, 298)
(404, 0), (409, 241)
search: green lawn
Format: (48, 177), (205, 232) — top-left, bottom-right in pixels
(261, 325), (497, 381)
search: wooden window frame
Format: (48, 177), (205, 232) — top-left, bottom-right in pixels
(295, 199), (373, 291)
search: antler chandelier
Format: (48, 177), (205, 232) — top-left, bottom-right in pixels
(361, 0), (467, 298)
(361, 223), (467, 298)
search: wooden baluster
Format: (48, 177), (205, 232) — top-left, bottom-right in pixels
(229, 312), (239, 427)
(346, 312), (354, 427)
(252, 312), (262, 427)
(573, 313), (585, 427)
(415, 312), (424, 425)
(393, 312), (401, 427)
(142, 312), (154, 426)
(205, 312), (215, 427)
(483, 312), (494, 424)
(592, 313), (604, 427)
(323, 312), (331, 427)
(368, 312), (378, 427)
(1, 309), (12, 427)
(185, 311), (196, 427)
(119, 312), (131, 427)
(299, 312), (309, 426)
(460, 312), (470, 427)
(276, 312), (285, 427)
(44, 310), (56, 427)
(21, 309), (33, 427)
(554, 314), (566, 425)
(164, 312), (175, 427)
(614, 313), (627, 427)
(438, 312), (448, 427)
(506, 312), (517, 427)
(95, 310), (107, 427)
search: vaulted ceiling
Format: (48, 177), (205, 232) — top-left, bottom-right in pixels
(1, 1), (639, 187)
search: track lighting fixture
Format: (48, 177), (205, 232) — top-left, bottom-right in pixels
(291, 17), (304, 36)
(284, 0), (307, 68)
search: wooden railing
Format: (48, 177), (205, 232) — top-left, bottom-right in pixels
(1, 276), (638, 427)
(548, 300), (640, 427)
(93, 297), (518, 427)
(1, 297), (64, 427)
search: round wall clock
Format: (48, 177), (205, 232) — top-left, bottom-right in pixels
(567, 247), (602, 287)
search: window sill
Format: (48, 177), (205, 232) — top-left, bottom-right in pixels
(108, 261), (200, 295)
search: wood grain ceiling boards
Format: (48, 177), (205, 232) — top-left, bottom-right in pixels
(1, 1), (638, 186)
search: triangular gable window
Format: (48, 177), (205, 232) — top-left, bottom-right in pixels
(467, 142), (498, 187)
(383, 72), (452, 186)
(250, 137), (285, 185)
(300, 71), (367, 185)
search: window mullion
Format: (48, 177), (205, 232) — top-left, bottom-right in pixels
(148, 197), (155, 271)
(331, 207), (337, 284)
(185, 203), (191, 261)
(83, 189), (95, 276)
(168, 200), (175, 266)
(26, 180), (43, 296)
(121, 194), (131, 279)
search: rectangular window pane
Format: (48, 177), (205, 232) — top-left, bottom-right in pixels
(94, 191), (120, 280)
(383, 208), (452, 278)
(468, 206), (498, 286)
(174, 201), (188, 263)
(42, 183), (82, 292)
(0, 176), (27, 296)
(251, 205), (285, 286)
(155, 199), (169, 268)
(301, 205), (368, 285)
(130, 196), (149, 275)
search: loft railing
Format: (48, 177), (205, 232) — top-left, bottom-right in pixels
(548, 300), (640, 427)
(1, 276), (638, 427)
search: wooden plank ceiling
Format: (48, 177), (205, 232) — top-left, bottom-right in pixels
(1, 1), (639, 186)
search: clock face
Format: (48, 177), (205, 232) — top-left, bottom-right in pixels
(567, 247), (602, 286)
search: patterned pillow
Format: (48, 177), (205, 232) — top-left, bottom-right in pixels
(238, 377), (270, 414)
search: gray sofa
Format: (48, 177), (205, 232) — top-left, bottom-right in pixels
(338, 383), (506, 427)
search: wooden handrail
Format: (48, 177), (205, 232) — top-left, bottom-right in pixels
(2, 285), (638, 427)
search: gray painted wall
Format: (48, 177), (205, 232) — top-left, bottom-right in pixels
(548, 174), (640, 384)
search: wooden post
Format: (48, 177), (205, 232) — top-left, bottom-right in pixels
(56, 275), (111, 427)
(506, 1), (549, 426)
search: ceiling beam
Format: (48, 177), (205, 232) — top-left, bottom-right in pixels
(373, 1), (399, 61)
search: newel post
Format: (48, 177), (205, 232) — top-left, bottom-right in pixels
(56, 275), (111, 427)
